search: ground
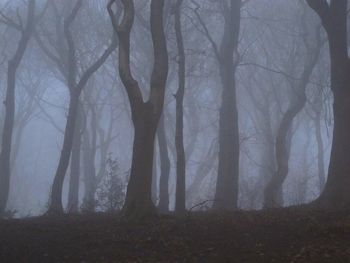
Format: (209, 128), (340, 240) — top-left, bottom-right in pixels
(0, 208), (349, 262)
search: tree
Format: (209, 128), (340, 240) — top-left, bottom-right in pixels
(174, 0), (186, 215)
(197, 0), (242, 210)
(108, 0), (169, 220)
(306, 0), (350, 208)
(0, 0), (36, 215)
(190, 0), (242, 210)
(67, 104), (82, 213)
(35, 0), (118, 214)
(157, 115), (171, 213)
(264, 9), (324, 208)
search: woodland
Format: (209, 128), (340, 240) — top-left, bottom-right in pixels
(0, 0), (350, 262)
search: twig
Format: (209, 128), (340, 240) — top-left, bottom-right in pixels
(187, 199), (216, 219)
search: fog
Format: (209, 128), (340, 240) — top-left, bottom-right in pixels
(0, 0), (336, 218)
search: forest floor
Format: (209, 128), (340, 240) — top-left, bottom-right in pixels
(0, 207), (349, 262)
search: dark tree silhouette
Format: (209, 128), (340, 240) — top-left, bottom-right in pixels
(174, 0), (186, 215)
(191, 0), (242, 210)
(264, 19), (324, 207)
(306, 0), (350, 209)
(0, 0), (36, 215)
(45, 0), (118, 214)
(108, 0), (169, 220)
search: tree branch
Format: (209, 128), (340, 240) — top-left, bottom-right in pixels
(190, 0), (220, 61)
(108, 0), (143, 108)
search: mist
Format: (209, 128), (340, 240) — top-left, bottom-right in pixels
(0, 0), (349, 262)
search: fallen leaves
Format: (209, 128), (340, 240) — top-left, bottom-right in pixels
(0, 208), (349, 262)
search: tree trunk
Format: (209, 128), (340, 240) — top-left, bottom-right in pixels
(212, 0), (241, 210)
(48, 0), (116, 214)
(67, 104), (82, 213)
(306, 0), (350, 209)
(0, 63), (16, 215)
(257, 140), (276, 207)
(264, 13), (322, 208)
(109, 0), (168, 220)
(317, 89), (350, 208)
(213, 64), (240, 210)
(122, 103), (157, 219)
(0, 0), (35, 215)
(157, 115), (170, 213)
(82, 128), (97, 212)
(264, 101), (304, 208)
(151, 148), (158, 204)
(174, 0), (186, 215)
(314, 111), (326, 192)
(49, 93), (80, 214)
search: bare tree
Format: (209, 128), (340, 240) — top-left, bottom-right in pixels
(34, 0), (118, 214)
(264, 10), (324, 208)
(108, 0), (168, 220)
(306, 0), (350, 209)
(0, 0), (36, 215)
(173, 0), (186, 214)
(190, 0), (242, 210)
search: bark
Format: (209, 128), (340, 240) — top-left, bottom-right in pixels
(264, 104), (302, 208)
(191, 2), (241, 209)
(257, 140), (276, 207)
(174, 0), (186, 215)
(0, 0), (35, 215)
(67, 104), (82, 213)
(49, 93), (80, 213)
(151, 148), (158, 204)
(122, 103), (158, 219)
(314, 110), (326, 192)
(259, 108), (277, 199)
(212, 0), (241, 210)
(157, 115), (171, 213)
(82, 128), (97, 212)
(214, 65), (240, 210)
(319, 90), (350, 208)
(108, 0), (168, 220)
(306, 0), (350, 209)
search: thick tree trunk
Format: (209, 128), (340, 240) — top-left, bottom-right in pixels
(317, 89), (350, 208)
(213, 64), (239, 210)
(122, 103), (157, 219)
(157, 115), (170, 213)
(49, 93), (80, 214)
(307, 0), (350, 209)
(109, 0), (168, 220)
(67, 104), (82, 213)
(212, 0), (241, 210)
